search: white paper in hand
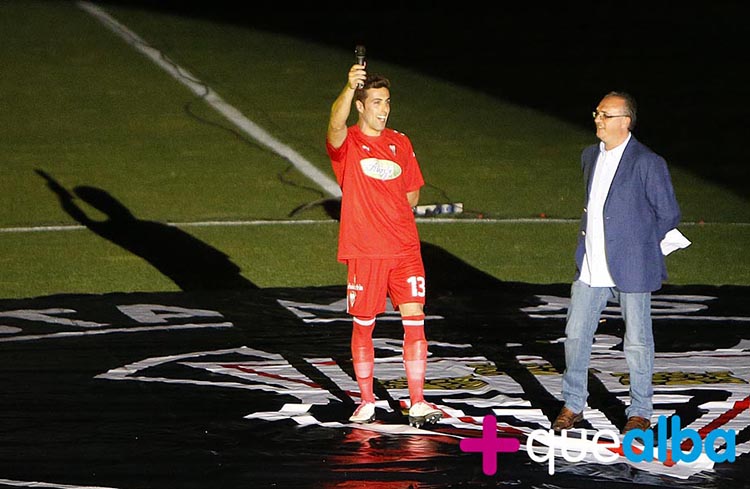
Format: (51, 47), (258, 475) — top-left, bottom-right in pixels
(661, 228), (691, 256)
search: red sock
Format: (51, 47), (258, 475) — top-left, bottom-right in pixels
(402, 314), (427, 404)
(351, 316), (376, 403)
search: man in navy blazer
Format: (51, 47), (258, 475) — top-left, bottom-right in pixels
(552, 91), (681, 434)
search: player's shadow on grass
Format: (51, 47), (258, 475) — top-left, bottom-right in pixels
(36, 169), (257, 291)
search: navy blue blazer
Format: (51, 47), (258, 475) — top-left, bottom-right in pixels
(574, 136), (681, 293)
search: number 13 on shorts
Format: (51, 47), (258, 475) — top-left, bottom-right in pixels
(407, 276), (426, 298)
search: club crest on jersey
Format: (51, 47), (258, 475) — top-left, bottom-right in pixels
(360, 157), (402, 181)
(389, 144), (397, 156)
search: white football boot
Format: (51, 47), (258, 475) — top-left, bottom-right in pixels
(349, 402), (376, 423)
(408, 401), (443, 428)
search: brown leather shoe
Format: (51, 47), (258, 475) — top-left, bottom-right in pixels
(552, 407), (583, 432)
(622, 416), (651, 434)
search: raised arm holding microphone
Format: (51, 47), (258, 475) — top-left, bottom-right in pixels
(326, 51), (442, 427)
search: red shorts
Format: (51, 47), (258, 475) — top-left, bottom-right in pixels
(346, 254), (426, 317)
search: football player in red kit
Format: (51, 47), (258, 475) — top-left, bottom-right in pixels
(326, 62), (442, 428)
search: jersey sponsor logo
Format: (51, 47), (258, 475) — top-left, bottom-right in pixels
(360, 157), (402, 181)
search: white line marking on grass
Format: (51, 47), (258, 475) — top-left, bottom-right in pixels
(0, 221), (332, 234)
(2, 219), (745, 234)
(0, 478), (121, 489)
(0, 225), (87, 233)
(76, 1), (342, 199)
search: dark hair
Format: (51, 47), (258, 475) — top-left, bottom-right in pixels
(606, 90), (637, 130)
(355, 74), (391, 104)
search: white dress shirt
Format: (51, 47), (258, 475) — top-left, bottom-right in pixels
(579, 133), (631, 287)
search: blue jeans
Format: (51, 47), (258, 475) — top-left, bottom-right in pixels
(561, 280), (654, 419)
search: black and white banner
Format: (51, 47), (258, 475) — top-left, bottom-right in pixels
(0, 261), (748, 488)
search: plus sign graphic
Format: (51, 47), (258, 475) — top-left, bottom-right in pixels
(460, 415), (521, 475)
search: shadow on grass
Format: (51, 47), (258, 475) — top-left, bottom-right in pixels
(36, 169), (257, 291)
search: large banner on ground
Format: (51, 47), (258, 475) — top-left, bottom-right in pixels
(0, 271), (748, 488)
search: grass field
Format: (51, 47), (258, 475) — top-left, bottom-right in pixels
(2, 1), (748, 299)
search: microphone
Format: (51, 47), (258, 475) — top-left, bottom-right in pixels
(355, 45), (366, 88)
(355, 44), (366, 66)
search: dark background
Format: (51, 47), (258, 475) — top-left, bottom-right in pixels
(99, 1), (748, 200)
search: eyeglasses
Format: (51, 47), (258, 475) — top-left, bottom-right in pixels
(592, 111), (629, 120)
